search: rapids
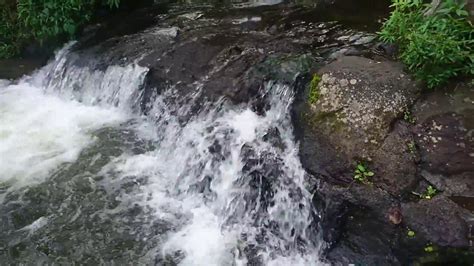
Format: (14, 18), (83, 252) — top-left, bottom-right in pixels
(0, 45), (325, 265)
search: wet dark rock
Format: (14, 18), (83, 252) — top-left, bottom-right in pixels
(374, 42), (398, 58)
(263, 127), (286, 150)
(402, 196), (470, 247)
(314, 180), (397, 245)
(240, 146), (282, 213)
(293, 56), (473, 263)
(294, 56), (420, 194)
(0, 58), (48, 80)
(325, 205), (400, 265)
(412, 83), (474, 198)
(312, 178), (419, 265)
(66, 5), (384, 124)
(189, 175), (217, 201)
(372, 121), (419, 195)
(401, 83), (474, 257)
(77, 4), (167, 50)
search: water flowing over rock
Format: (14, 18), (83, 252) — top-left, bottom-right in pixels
(1, 4), (359, 264)
(1, 51), (325, 266)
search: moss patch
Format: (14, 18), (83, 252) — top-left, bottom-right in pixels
(303, 107), (346, 135)
(308, 73), (322, 104)
(253, 54), (315, 83)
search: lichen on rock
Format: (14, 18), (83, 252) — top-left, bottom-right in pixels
(307, 56), (419, 154)
(294, 55), (473, 264)
(296, 56), (420, 189)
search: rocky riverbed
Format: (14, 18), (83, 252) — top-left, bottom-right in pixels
(1, 0), (472, 264)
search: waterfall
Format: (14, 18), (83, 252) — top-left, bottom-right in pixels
(0, 45), (326, 265)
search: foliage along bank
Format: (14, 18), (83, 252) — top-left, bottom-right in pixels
(0, 0), (121, 58)
(379, 0), (473, 88)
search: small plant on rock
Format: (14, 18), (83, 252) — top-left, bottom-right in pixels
(422, 185), (437, 199)
(413, 185), (437, 199)
(403, 110), (416, 124)
(407, 229), (416, 238)
(354, 163), (375, 183)
(308, 74), (322, 104)
(424, 244), (435, 253)
(407, 141), (416, 154)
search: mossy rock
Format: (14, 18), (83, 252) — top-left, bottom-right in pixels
(295, 56), (421, 193)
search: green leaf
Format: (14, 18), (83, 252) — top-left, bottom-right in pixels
(424, 245), (434, 253)
(366, 171), (375, 177)
(357, 164), (366, 172)
(63, 22), (76, 36)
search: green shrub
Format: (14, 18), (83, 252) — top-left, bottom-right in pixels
(379, 0), (474, 88)
(0, 3), (25, 58)
(0, 0), (121, 58)
(17, 0), (120, 40)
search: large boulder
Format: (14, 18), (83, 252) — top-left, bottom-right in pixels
(295, 56), (420, 194)
(293, 55), (422, 264)
(293, 56), (474, 264)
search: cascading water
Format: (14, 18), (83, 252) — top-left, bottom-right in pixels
(0, 43), (325, 265)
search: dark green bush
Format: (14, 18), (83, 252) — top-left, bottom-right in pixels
(17, 0), (120, 39)
(379, 0), (473, 88)
(0, 0), (121, 58)
(0, 7), (22, 58)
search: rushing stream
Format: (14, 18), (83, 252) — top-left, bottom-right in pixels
(0, 44), (325, 265)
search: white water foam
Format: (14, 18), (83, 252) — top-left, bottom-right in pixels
(0, 82), (127, 188)
(97, 83), (326, 265)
